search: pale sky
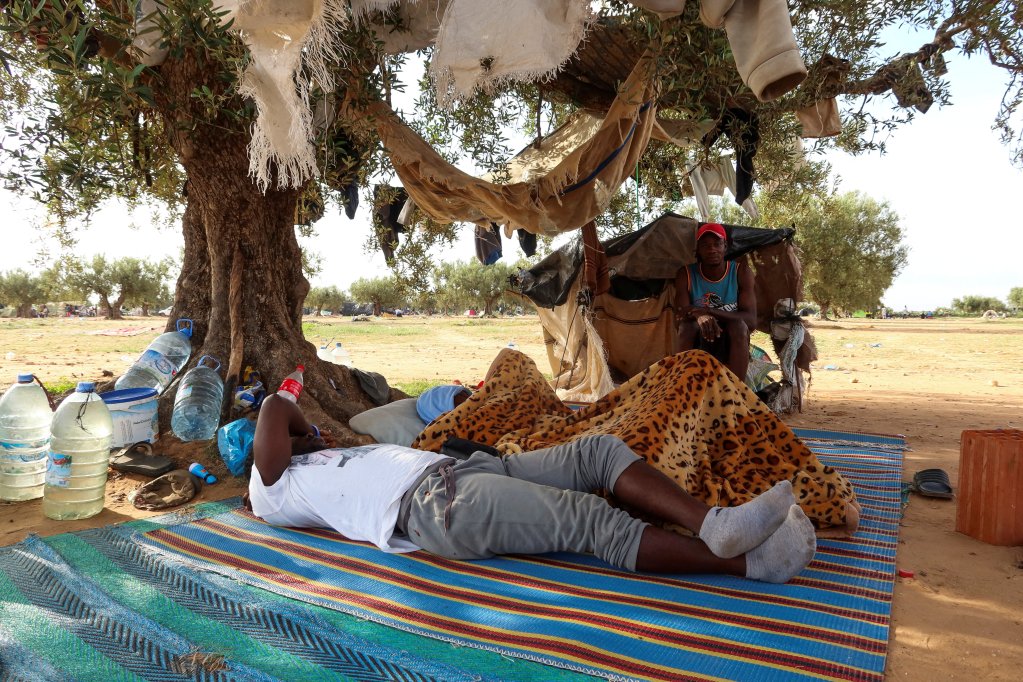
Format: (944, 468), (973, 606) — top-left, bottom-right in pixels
(2, 35), (1021, 311)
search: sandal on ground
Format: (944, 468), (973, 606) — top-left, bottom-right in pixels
(911, 468), (955, 499)
(110, 442), (174, 477)
(129, 469), (197, 511)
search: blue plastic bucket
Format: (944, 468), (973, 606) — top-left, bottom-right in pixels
(101, 387), (159, 448)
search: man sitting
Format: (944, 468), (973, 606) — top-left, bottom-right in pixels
(246, 393), (817, 584)
(674, 222), (757, 380)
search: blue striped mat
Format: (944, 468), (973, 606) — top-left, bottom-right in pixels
(140, 430), (904, 681)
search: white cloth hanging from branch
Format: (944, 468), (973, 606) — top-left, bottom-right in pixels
(215, 0), (347, 191)
(429, 0), (593, 106)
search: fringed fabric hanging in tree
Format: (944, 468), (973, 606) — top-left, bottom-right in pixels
(216, 0), (348, 191)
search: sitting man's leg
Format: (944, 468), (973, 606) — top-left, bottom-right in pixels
(676, 318), (699, 353)
(722, 317), (751, 381)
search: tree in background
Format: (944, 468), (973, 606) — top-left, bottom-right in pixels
(60, 255), (172, 319)
(951, 295), (1006, 314)
(1008, 287), (1023, 311)
(349, 276), (405, 317)
(753, 191), (908, 318)
(305, 286), (348, 316)
(0, 270), (47, 317)
(432, 260), (520, 318)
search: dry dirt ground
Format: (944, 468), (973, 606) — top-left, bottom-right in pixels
(1, 315), (1021, 680)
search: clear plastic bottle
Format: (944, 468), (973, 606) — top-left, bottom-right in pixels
(316, 339), (334, 363)
(0, 374), (52, 501)
(330, 342), (352, 367)
(276, 365), (305, 403)
(42, 382), (113, 520)
(115, 319), (194, 394)
(171, 355), (224, 442)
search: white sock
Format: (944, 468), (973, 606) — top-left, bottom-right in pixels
(745, 505), (817, 584)
(699, 480), (795, 558)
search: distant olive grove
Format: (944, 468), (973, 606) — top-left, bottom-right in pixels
(306, 259), (534, 318)
(0, 256), (174, 319)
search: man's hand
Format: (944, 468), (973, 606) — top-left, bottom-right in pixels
(680, 305), (722, 341)
(696, 313), (722, 341)
(319, 428), (337, 449)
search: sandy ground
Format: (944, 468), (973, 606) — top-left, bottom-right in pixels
(1, 315), (1021, 680)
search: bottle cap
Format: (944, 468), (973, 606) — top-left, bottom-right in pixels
(77, 381), (96, 392)
(17, 373), (34, 383)
(296, 364), (304, 372)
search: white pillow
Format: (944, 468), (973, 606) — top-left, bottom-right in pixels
(349, 398), (427, 447)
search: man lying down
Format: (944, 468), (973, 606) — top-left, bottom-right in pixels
(246, 392), (816, 584)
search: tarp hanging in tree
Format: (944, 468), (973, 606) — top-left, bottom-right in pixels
(346, 50), (660, 235)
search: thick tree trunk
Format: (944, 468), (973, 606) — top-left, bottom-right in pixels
(155, 50), (386, 442)
(100, 296), (122, 320)
(16, 303), (33, 318)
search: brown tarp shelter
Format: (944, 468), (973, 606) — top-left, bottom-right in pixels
(511, 212), (814, 406)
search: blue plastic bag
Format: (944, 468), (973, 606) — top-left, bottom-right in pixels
(217, 417), (256, 477)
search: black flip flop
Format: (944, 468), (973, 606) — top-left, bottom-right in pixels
(110, 442), (175, 477)
(912, 468), (955, 499)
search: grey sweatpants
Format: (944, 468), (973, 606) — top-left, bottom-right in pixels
(402, 435), (649, 571)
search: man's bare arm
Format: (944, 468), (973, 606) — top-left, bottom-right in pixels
(694, 260), (758, 329)
(252, 394), (315, 487)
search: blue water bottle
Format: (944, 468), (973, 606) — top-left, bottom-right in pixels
(171, 355), (224, 442)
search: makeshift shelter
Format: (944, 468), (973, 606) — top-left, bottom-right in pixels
(511, 212), (814, 410)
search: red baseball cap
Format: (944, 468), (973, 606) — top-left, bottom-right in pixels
(696, 223), (727, 241)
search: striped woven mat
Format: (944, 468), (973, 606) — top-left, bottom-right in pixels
(0, 506), (496, 681)
(140, 429), (904, 682)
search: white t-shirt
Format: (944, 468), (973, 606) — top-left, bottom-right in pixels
(249, 444), (449, 553)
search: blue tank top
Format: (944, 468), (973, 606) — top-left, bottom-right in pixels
(687, 261), (738, 311)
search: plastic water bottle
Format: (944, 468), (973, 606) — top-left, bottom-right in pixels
(115, 319), (194, 394)
(330, 342), (352, 367)
(0, 374), (52, 501)
(276, 365), (305, 403)
(171, 355), (225, 442)
(316, 340), (334, 363)
(42, 382), (113, 520)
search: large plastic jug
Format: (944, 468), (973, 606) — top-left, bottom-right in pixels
(116, 319), (193, 394)
(171, 355), (225, 442)
(42, 382), (113, 520)
(330, 342), (352, 367)
(0, 374), (52, 501)
(316, 339), (334, 363)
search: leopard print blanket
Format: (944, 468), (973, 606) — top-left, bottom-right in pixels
(412, 349), (859, 533)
